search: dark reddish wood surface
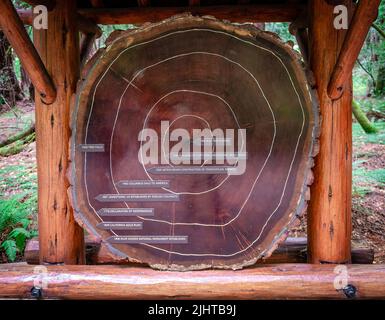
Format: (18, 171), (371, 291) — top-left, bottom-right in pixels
(70, 15), (318, 270)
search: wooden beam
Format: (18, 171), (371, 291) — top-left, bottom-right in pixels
(33, 0), (85, 264)
(328, 0), (380, 100)
(1, 264), (385, 299)
(137, 0), (150, 6)
(307, 0), (353, 264)
(289, 17), (309, 64)
(80, 33), (97, 68)
(77, 13), (102, 38)
(17, 9), (102, 37)
(90, 0), (104, 7)
(189, 0), (200, 6)
(22, 0), (56, 10)
(24, 237), (375, 265)
(0, 0), (56, 104)
(77, 5), (304, 24)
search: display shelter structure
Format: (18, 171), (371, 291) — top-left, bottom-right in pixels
(0, 0), (384, 299)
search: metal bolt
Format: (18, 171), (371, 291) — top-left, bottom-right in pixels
(342, 284), (357, 299)
(30, 286), (43, 299)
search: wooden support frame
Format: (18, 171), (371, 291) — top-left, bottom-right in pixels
(307, 0), (354, 264)
(1, 264), (385, 299)
(0, 0), (56, 104)
(33, 0), (85, 265)
(328, 0), (381, 99)
(0, 0), (382, 300)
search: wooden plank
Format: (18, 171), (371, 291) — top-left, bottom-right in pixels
(77, 5), (304, 24)
(307, 0), (353, 264)
(24, 237), (375, 265)
(328, 0), (380, 99)
(1, 264), (385, 299)
(33, 0), (85, 264)
(0, 0), (56, 104)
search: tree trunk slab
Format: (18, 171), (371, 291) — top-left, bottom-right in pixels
(69, 14), (319, 270)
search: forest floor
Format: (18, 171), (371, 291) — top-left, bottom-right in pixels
(0, 102), (384, 264)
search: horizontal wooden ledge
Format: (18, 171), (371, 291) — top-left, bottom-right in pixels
(18, 5), (305, 25)
(0, 263), (385, 299)
(78, 5), (305, 24)
(24, 237), (374, 265)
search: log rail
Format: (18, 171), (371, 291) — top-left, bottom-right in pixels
(0, 264), (385, 299)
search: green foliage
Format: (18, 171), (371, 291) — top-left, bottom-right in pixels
(353, 121), (385, 145)
(265, 23), (296, 43)
(354, 0), (385, 97)
(0, 195), (37, 262)
(353, 165), (385, 197)
(0, 240), (17, 262)
(0, 164), (37, 262)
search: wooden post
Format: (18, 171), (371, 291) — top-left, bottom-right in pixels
(0, 0), (56, 104)
(328, 0), (380, 99)
(307, 0), (353, 264)
(33, 0), (85, 264)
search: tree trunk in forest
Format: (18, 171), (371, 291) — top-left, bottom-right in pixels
(352, 99), (378, 134)
(0, 31), (22, 106)
(375, 64), (385, 96)
(20, 66), (34, 101)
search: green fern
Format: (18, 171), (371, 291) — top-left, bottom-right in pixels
(0, 163), (38, 262)
(0, 240), (17, 262)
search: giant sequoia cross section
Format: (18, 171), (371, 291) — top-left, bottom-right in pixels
(69, 15), (319, 270)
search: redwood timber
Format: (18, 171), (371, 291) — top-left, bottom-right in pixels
(33, 0), (85, 264)
(328, 0), (381, 99)
(1, 264), (385, 299)
(308, 0), (353, 264)
(77, 4), (304, 24)
(0, 0), (56, 104)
